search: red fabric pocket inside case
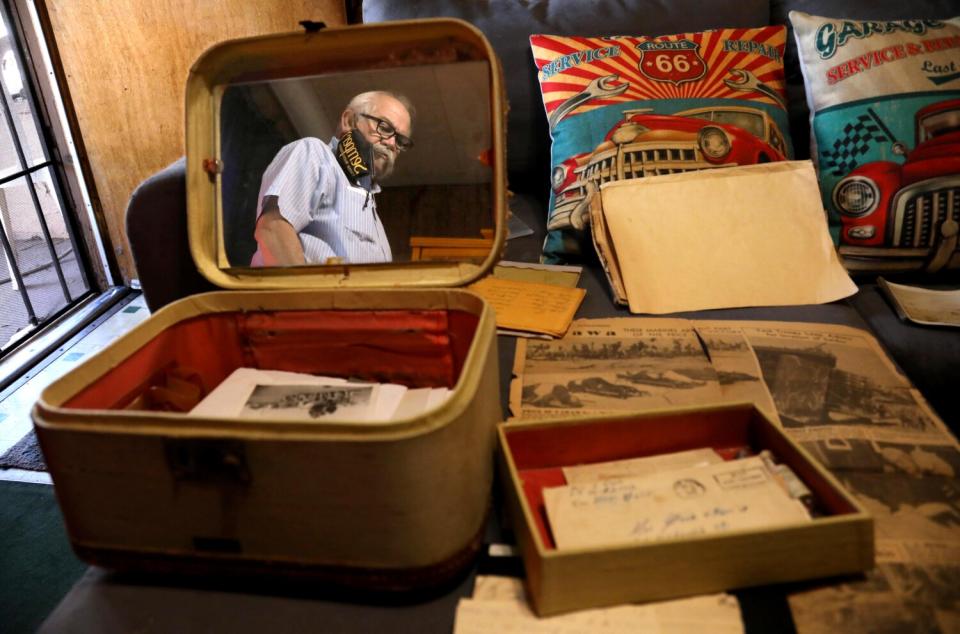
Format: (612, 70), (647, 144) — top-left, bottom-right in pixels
(66, 309), (479, 410)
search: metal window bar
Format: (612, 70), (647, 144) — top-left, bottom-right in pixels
(0, 0), (101, 360)
(0, 205), (35, 321)
(4, 0), (93, 294)
(0, 68), (71, 304)
(36, 153), (88, 287)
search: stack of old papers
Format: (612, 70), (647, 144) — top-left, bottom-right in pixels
(590, 161), (856, 314)
(468, 261), (586, 338)
(453, 575), (744, 633)
(544, 449), (812, 550)
(188, 368), (450, 422)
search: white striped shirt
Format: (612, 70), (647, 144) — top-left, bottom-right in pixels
(250, 137), (392, 265)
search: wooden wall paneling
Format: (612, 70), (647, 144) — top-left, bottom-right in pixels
(38, 0), (346, 284)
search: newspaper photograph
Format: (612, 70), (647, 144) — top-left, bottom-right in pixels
(790, 561), (960, 634)
(711, 321), (953, 444)
(695, 326), (781, 425)
(832, 471), (960, 544)
(511, 319), (722, 419)
(801, 438), (960, 478)
(241, 384), (377, 420)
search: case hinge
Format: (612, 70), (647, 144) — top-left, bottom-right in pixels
(201, 157), (223, 182)
(299, 20), (327, 33)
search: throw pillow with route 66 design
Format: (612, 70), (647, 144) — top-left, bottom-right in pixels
(530, 25), (794, 264)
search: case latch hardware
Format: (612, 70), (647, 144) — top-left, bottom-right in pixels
(201, 157), (223, 181)
(299, 20), (327, 33)
(165, 438), (251, 486)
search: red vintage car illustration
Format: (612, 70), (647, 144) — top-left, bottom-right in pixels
(549, 105), (788, 230)
(833, 98), (960, 272)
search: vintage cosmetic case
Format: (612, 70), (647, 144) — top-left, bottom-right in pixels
(499, 404), (875, 615)
(33, 18), (507, 590)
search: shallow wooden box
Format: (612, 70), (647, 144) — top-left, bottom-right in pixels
(32, 18), (509, 591)
(498, 404), (874, 616)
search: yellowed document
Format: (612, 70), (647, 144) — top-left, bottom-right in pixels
(878, 277), (960, 327)
(544, 456), (810, 550)
(494, 261), (583, 288)
(562, 448), (723, 485)
(456, 577), (744, 633)
(598, 161), (857, 314)
(468, 276), (586, 338)
(471, 575), (528, 602)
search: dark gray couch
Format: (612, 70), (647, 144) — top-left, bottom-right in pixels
(126, 0), (959, 430)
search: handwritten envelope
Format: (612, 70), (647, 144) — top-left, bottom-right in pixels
(562, 448), (724, 485)
(543, 456), (810, 550)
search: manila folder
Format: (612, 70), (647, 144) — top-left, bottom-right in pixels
(598, 161), (856, 314)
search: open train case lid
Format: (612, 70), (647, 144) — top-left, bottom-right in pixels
(185, 18), (507, 291)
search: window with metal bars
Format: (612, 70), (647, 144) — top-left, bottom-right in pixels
(0, 1), (94, 354)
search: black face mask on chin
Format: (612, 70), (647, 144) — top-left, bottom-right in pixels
(335, 128), (376, 191)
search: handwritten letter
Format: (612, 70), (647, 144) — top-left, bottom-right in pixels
(468, 276), (586, 338)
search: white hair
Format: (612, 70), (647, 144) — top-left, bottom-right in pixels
(345, 90), (415, 130)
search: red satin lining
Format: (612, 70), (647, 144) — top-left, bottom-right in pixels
(65, 309), (479, 410)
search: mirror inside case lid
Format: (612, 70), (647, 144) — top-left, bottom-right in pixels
(185, 18), (507, 291)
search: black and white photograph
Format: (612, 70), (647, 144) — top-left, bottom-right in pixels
(748, 337), (935, 436)
(801, 438), (960, 478)
(838, 471), (960, 543)
(241, 384), (375, 421)
(790, 573), (926, 634)
(518, 330), (722, 416)
(790, 562), (960, 634)
(697, 328), (778, 422)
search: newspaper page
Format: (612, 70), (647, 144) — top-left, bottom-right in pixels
(510, 318), (960, 632)
(697, 320), (960, 634)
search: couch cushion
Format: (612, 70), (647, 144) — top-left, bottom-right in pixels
(363, 0), (771, 200)
(790, 11), (960, 275)
(771, 0), (960, 165)
(125, 158), (217, 311)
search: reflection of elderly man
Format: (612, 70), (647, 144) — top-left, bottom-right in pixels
(251, 90), (414, 266)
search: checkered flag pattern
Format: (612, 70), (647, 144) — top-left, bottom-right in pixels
(820, 114), (891, 176)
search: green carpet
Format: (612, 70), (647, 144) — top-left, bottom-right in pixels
(0, 481), (87, 633)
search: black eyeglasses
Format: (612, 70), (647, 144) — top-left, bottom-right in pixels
(359, 113), (413, 151)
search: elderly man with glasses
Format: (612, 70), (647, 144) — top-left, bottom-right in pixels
(251, 90), (414, 266)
